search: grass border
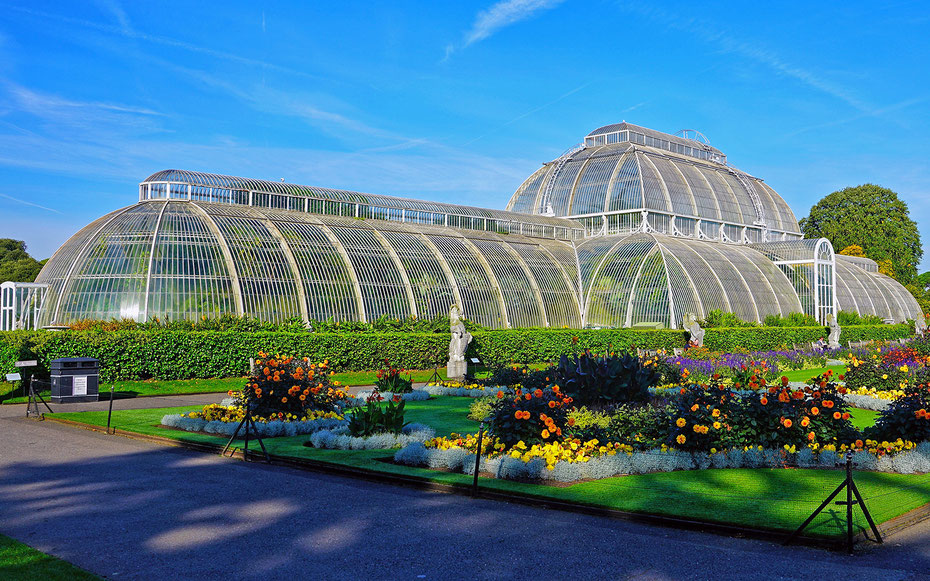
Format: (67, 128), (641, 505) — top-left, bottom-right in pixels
(42, 413), (924, 552)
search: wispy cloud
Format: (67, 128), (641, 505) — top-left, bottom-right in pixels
(446, 0), (565, 58)
(0, 192), (63, 214)
(464, 82), (591, 145)
(784, 97), (927, 138)
(619, 3), (878, 115)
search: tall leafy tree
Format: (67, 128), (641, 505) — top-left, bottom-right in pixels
(0, 239), (45, 284)
(800, 184), (922, 283)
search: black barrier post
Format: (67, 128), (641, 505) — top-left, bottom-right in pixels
(785, 452), (883, 553)
(472, 422), (484, 496)
(105, 385), (115, 434)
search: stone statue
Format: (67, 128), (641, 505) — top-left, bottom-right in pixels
(826, 313), (841, 349)
(447, 304), (472, 379)
(916, 314), (928, 335)
(684, 313), (704, 348)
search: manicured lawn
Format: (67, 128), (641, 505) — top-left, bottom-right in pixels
(48, 396), (928, 540)
(0, 534), (100, 580)
(779, 366), (846, 383)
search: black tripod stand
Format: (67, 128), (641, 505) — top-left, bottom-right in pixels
(25, 377), (53, 419)
(220, 405), (271, 463)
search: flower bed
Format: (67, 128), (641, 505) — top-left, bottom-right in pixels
(161, 411), (346, 437)
(305, 423), (435, 450)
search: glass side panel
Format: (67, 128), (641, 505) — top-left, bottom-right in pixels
(469, 239), (545, 328)
(426, 235), (503, 328)
(379, 229), (456, 320)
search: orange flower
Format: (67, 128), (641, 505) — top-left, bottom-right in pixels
(842, 412), (850, 420)
(497, 390), (504, 399)
(534, 389), (543, 398)
(808, 431), (816, 441)
(833, 411), (842, 420)
(541, 429), (550, 438)
(801, 417), (810, 427)
(760, 397), (768, 406)
(676, 434), (686, 445)
(811, 407), (819, 416)
(781, 376), (789, 386)
(855, 439), (864, 448)
(525, 394), (532, 401)
(514, 411), (522, 419)
(556, 428), (562, 436)
(783, 418), (793, 428)
(281, 397), (287, 403)
(299, 394), (306, 401)
(691, 404), (699, 412)
(548, 400), (556, 408)
(568, 417), (576, 426)
(823, 400), (834, 409)
(522, 410), (531, 419)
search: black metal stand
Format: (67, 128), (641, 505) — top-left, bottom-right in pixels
(220, 409), (271, 463)
(25, 376), (53, 419)
(427, 366), (443, 385)
(785, 453), (883, 553)
(105, 385), (115, 434)
(471, 423), (484, 496)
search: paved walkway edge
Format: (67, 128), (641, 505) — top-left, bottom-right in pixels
(40, 414), (920, 552)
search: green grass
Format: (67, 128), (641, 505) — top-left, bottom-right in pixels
(778, 366), (846, 383)
(48, 397), (930, 540)
(0, 534), (100, 580)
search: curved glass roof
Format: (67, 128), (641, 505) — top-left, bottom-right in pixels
(36, 200), (582, 329)
(577, 233), (803, 329)
(142, 169), (582, 236)
(835, 256), (921, 322)
(507, 124), (800, 237)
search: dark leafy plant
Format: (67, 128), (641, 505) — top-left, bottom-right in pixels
(865, 382), (930, 443)
(347, 390), (408, 436)
(555, 350), (660, 408)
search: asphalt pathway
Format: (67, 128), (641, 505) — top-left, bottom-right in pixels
(1, 398), (930, 580)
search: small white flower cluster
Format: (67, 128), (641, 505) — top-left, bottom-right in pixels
(308, 424), (435, 450)
(160, 414), (346, 437)
(393, 442), (930, 482)
(422, 385), (511, 398)
(840, 393), (891, 411)
(351, 390), (431, 407)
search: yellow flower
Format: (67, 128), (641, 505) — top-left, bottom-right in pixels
(713, 421), (721, 430)
(676, 434), (686, 445)
(676, 417), (687, 427)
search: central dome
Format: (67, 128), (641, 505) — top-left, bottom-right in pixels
(507, 122), (800, 242)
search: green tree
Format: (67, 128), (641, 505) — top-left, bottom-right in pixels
(800, 184), (922, 283)
(0, 239), (44, 284)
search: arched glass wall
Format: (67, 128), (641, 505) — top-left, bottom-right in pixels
(835, 256), (921, 322)
(578, 233), (803, 329)
(37, 201), (582, 329)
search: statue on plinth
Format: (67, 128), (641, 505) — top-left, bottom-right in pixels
(447, 304), (472, 379)
(826, 313), (841, 349)
(684, 313), (704, 348)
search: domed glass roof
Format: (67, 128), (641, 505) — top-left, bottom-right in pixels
(507, 122), (800, 239)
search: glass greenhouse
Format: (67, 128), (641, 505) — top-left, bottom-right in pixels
(22, 123), (920, 331)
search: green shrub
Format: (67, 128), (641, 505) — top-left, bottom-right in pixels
(762, 312), (819, 327)
(865, 382), (930, 442)
(837, 311), (884, 326)
(0, 324), (912, 382)
(604, 403), (671, 449)
(700, 310), (758, 328)
(555, 351), (659, 408)
(467, 396), (496, 422)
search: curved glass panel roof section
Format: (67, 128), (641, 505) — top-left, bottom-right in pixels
(142, 169), (584, 242)
(577, 233), (803, 329)
(36, 200), (582, 329)
(506, 122), (800, 240)
(835, 256), (921, 322)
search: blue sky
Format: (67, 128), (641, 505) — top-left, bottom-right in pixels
(1, 1), (929, 268)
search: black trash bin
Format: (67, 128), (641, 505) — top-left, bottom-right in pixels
(50, 358), (100, 403)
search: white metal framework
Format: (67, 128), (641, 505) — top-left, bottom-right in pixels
(31, 122), (922, 330)
(1, 282), (49, 331)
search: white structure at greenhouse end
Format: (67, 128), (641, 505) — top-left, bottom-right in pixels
(29, 122), (922, 330)
(0, 282), (49, 331)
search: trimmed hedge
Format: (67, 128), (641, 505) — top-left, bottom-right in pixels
(0, 324), (913, 382)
